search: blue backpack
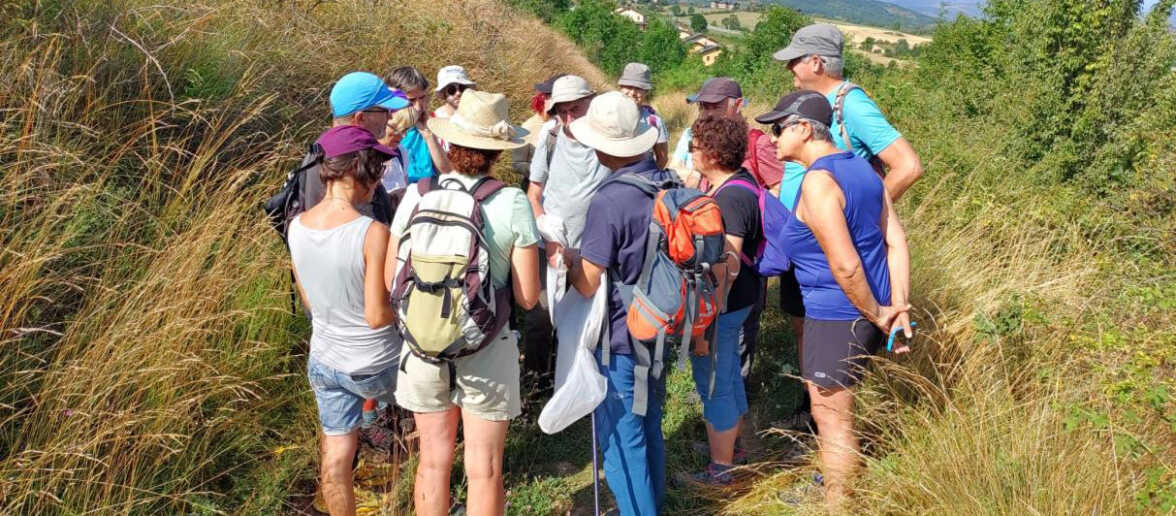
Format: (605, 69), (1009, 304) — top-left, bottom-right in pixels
(715, 178), (794, 277)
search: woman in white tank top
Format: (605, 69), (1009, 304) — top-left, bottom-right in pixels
(287, 125), (401, 515)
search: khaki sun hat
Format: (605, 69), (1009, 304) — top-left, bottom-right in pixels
(427, 90), (529, 150)
(544, 75), (595, 114)
(568, 91), (658, 157)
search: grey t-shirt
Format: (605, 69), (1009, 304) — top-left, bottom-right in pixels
(528, 121), (611, 247)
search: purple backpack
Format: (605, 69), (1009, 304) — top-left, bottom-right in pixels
(716, 179), (794, 276)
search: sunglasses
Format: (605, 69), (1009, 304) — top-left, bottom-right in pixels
(442, 84), (468, 96)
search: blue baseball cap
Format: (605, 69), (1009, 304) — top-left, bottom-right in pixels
(329, 72), (410, 118)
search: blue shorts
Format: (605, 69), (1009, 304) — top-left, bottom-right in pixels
(307, 356), (397, 435)
(690, 306), (751, 431)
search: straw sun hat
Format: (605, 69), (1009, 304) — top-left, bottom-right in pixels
(426, 90), (529, 150)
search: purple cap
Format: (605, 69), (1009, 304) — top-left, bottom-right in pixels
(315, 125), (397, 159)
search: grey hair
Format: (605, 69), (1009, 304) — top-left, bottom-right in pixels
(783, 114), (833, 142)
(809, 119), (834, 142)
(818, 55), (844, 79)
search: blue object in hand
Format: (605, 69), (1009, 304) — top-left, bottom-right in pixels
(887, 321), (916, 352)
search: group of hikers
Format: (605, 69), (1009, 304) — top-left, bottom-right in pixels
(272, 23), (923, 516)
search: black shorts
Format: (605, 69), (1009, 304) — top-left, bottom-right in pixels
(778, 267), (806, 318)
(802, 318), (884, 389)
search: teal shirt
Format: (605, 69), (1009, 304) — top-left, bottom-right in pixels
(400, 127), (436, 183)
(779, 82), (902, 210)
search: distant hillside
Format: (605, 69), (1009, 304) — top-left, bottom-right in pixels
(758, 0), (940, 32)
(883, 0), (983, 18)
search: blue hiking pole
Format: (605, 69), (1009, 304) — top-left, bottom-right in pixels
(887, 321), (917, 352)
(591, 411), (600, 516)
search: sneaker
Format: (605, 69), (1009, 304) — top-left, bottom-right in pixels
(674, 462), (734, 487)
(774, 410), (815, 434)
(690, 440), (748, 464)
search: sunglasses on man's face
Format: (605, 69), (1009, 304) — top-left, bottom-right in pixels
(443, 84), (468, 97)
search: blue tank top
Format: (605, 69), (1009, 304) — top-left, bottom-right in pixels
(783, 152), (891, 320)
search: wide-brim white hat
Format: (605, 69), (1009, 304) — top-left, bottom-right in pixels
(568, 91), (658, 158)
(427, 90), (528, 151)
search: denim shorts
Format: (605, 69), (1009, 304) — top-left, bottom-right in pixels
(690, 306), (751, 431)
(307, 356), (397, 435)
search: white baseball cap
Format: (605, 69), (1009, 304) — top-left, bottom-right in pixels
(544, 75), (595, 114)
(435, 65), (476, 92)
(568, 91), (658, 157)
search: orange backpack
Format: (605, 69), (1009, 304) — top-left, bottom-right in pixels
(604, 174), (725, 416)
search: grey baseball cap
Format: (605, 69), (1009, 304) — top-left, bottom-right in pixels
(617, 62), (652, 90)
(773, 24), (844, 63)
(686, 77), (742, 104)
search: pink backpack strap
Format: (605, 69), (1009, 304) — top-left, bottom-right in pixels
(714, 179), (762, 267)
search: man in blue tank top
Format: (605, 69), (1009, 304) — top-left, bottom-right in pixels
(755, 90), (914, 510)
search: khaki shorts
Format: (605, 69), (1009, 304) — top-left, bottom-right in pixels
(395, 328), (521, 421)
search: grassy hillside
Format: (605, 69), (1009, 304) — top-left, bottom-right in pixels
(3, 0), (1174, 514)
(0, 0), (604, 513)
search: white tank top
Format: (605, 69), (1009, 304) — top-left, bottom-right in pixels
(288, 215), (400, 374)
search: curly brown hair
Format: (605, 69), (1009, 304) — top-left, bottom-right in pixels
(690, 115), (748, 172)
(448, 144), (502, 176)
(320, 149), (385, 188)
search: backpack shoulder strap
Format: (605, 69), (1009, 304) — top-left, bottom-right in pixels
(544, 123), (560, 169)
(833, 81), (862, 153)
(717, 178), (759, 195)
(469, 177), (507, 202)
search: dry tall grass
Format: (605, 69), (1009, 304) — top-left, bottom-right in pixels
(0, 0), (603, 513)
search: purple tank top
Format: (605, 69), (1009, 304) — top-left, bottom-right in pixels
(782, 152), (891, 320)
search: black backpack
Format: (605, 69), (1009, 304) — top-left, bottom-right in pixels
(263, 142), (396, 312)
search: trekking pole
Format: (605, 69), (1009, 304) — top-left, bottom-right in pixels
(591, 411), (601, 516)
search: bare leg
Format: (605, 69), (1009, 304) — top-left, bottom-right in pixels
(705, 416), (742, 465)
(413, 408), (461, 516)
(808, 383), (857, 509)
(320, 431), (359, 515)
(461, 410), (509, 516)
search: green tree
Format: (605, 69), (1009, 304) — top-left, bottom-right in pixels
(638, 18), (688, 72)
(710, 6), (812, 97)
(670, 5), (682, 16)
(860, 36), (876, 51)
(721, 14), (742, 30)
(687, 6), (695, 14)
(557, 0), (641, 75)
(690, 12), (707, 32)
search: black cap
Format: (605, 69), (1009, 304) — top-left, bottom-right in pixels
(754, 90), (832, 127)
(534, 74), (567, 95)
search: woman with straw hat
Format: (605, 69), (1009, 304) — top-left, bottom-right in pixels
(386, 90), (540, 516)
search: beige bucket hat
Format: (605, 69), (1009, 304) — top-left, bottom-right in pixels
(544, 75), (595, 114)
(427, 90), (529, 150)
(568, 91), (658, 157)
